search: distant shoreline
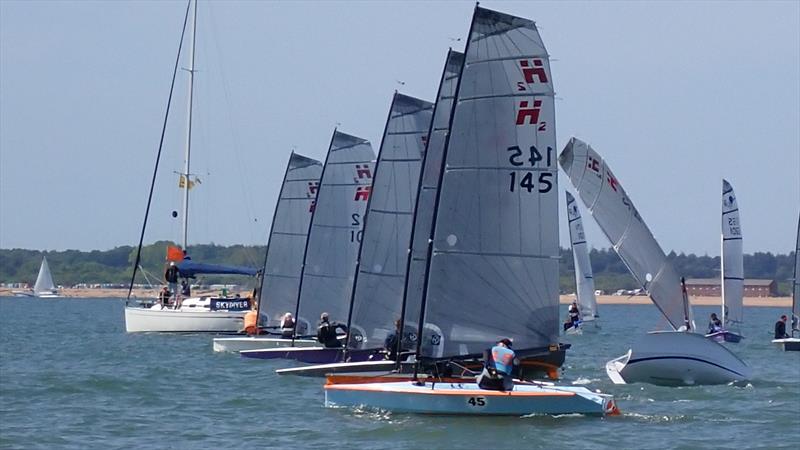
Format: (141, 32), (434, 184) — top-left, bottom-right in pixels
(0, 288), (791, 308)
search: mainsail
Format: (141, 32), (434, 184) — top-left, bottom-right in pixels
(294, 131), (374, 335)
(401, 50), (464, 353)
(419, 7), (559, 359)
(559, 137), (690, 331)
(347, 94), (433, 349)
(33, 256), (56, 295)
(566, 191), (598, 320)
(721, 179), (743, 329)
(257, 153), (323, 328)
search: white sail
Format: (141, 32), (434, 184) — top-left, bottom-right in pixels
(258, 153), (323, 328)
(793, 213), (799, 333)
(347, 94), (433, 349)
(420, 7), (560, 358)
(33, 256), (57, 296)
(294, 131), (374, 334)
(566, 191), (598, 320)
(559, 138), (691, 331)
(720, 179), (743, 329)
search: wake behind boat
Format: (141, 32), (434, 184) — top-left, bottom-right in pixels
(560, 138), (752, 386)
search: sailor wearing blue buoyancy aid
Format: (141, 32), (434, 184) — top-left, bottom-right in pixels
(477, 338), (516, 391)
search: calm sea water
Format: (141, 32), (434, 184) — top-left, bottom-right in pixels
(1, 297), (798, 449)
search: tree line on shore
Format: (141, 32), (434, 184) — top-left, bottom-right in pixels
(0, 241), (795, 295)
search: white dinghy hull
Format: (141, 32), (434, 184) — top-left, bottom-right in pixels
(125, 305), (246, 333)
(212, 336), (317, 353)
(605, 331), (752, 386)
(325, 381), (618, 416)
(771, 338), (800, 352)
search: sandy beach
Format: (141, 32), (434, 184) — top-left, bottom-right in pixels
(1, 287), (791, 307)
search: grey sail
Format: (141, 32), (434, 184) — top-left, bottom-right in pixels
(559, 137), (690, 331)
(420, 7), (559, 359)
(294, 131), (374, 334)
(793, 213), (799, 332)
(720, 179), (744, 329)
(33, 256), (56, 295)
(566, 191), (598, 320)
(347, 94), (434, 349)
(402, 50), (464, 354)
(257, 153), (323, 329)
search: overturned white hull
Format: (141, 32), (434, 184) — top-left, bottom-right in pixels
(325, 380), (618, 416)
(772, 338), (800, 352)
(606, 331), (751, 386)
(212, 336), (317, 353)
(125, 297), (251, 333)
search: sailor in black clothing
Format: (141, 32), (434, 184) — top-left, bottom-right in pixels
(317, 312), (347, 348)
(775, 315), (790, 339)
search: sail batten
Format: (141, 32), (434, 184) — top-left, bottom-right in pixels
(257, 152), (323, 329)
(418, 7), (559, 359)
(559, 138), (689, 331)
(347, 93), (434, 349)
(294, 131), (374, 335)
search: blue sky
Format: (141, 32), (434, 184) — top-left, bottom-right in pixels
(1, 0), (798, 255)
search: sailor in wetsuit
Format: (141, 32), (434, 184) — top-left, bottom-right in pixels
(477, 338), (516, 392)
(280, 312), (295, 338)
(775, 315), (790, 339)
(708, 313), (722, 334)
(317, 312), (347, 348)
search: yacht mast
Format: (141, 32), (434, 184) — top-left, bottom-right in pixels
(181, 0), (198, 250)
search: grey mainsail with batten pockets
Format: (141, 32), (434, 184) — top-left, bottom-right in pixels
(566, 191), (598, 320)
(294, 131), (374, 334)
(257, 153), (323, 329)
(347, 93), (434, 349)
(419, 7), (559, 359)
(559, 137), (690, 331)
(721, 179), (744, 328)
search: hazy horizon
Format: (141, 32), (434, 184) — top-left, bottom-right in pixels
(2, 1), (798, 256)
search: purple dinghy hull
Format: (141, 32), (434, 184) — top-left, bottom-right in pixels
(240, 346), (383, 364)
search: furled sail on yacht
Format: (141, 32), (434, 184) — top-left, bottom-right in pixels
(566, 191), (598, 322)
(346, 93), (434, 350)
(293, 131), (375, 335)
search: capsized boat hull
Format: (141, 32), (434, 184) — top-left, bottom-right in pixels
(606, 331), (752, 386)
(705, 330), (743, 343)
(771, 338), (800, 351)
(239, 346), (381, 364)
(324, 381), (618, 416)
(212, 336), (317, 353)
(124, 305), (246, 333)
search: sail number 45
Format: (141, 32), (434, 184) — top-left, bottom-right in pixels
(467, 397), (486, 407)
(507, 145), (553, 193)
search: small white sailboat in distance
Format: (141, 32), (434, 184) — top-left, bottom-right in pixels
(34, 257), (60, 298)
(772, 213), (800, 351)
(560, 137), (751, 386)
(706, 179), (744, 343)
(565, 191), (598, 334)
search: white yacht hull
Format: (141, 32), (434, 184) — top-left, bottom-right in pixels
(605, 331), (752, 386)
(771, 338), (800, 351)
(325, 380), (618, 416)
(125, 305), (246, 333)
(212, 336), (317, 353)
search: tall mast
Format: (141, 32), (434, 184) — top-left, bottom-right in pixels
(181, 0), (198, 250)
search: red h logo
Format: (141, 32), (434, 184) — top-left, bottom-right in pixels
(356, 164), (372, 179)
(354, 186), (371, 201)
(308, 181), (319, 197)
(606, 172), (619, 192)
(519, 59), (548, 84)
(515, 99), (542, 125)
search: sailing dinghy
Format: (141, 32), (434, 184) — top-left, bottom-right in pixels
(706, 179), (744, 343)
(213, 153), (322, 352)
(772, 213), (800, 351)
(565, 191), (598, 334)
(240, 130), (375, 361)
(560, 137), (751, 386)
(124, 0), (261, 333)
(32, 257), (60, 298)
(325, 7), (615, 416)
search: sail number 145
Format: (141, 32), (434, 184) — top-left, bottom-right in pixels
(507, 145), (553, 193)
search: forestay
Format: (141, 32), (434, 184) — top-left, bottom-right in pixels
(402, 50), (464, 350)
(721, 179), (743, 328)
(294, 131), (374, 334)
(257, 153), (323, 329)
(420, 7), (559, 359)
(559, 138), (690, 331)
(566, 191), (598, 320)
(347, 94), (433, 349)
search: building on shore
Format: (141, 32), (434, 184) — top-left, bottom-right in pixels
(685, 278), (779, 297)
